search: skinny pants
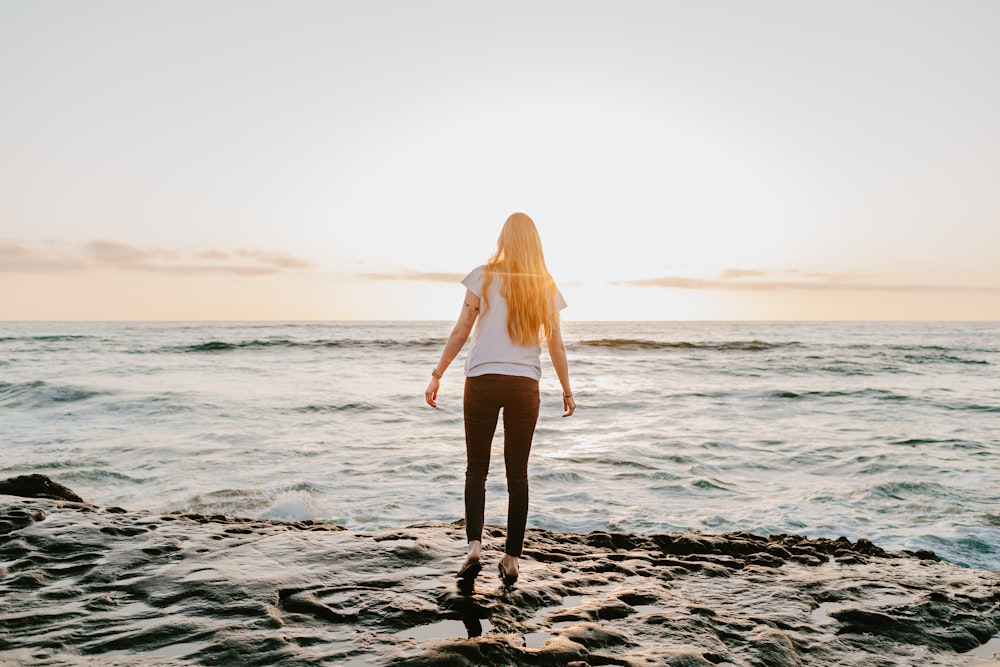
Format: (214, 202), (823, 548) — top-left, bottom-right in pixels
(463, 374), (540, 557)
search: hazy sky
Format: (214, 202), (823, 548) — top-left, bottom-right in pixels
(2, 1), (998, 320)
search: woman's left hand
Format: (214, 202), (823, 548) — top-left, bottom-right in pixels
(563, 395), (576, 417)
(425, 377), (440, 408)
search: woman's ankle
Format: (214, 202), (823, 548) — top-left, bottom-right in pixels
(501, 553), (518, 572)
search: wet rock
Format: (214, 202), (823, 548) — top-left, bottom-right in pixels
(746, 552), (785, 568)
(535, 635), (589, 662)
(751, 626), (802, 667)
(279, 589), (358, 623)
(831, 592), (998, 653)
(558, 621), (632, 648)
(659, 649), (719, 666)
(550, 598), (635, 623)
(0, 474), (84, 503)
(0, 490), (997, 666)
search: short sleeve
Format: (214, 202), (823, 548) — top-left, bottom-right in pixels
(554, 286), (567, 312)
(461, 265), (485, 297)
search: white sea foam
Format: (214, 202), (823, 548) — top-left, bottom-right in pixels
(259, 490), (323, 522)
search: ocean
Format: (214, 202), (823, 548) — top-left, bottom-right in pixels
(1, 320), (997, 571)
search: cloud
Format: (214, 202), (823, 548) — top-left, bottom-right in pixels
(233, 249), (313, 269)
(616, 268), (1000, 293)
(719, 268), (769, 280)
(359, 269), (465, 283)
(87, 240), (179, 266)
(0, 242), (89, 272)
(0, 240), (315, 276)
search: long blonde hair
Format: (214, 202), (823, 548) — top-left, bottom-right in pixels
(482, 212), (558, 346)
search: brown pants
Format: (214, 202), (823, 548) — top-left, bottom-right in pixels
(463, 374), (540, 557)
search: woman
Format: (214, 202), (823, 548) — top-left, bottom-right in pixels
(425, 212), (575, 589)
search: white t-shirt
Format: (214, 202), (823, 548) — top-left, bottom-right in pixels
(461, 265), (567, 380)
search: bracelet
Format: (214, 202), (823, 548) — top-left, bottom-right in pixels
(563, 392), (573, 398)
(431, 369), (444, 379)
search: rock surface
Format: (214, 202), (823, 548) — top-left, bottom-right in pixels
(0, 477), (998, 666)
(0, 474), (85, 503)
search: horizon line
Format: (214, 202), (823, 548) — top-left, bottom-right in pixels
(2, 318), (998, 324)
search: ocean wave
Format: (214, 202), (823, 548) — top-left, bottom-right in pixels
(902, 353), (989, 366)
(61, 469), (150, 485)
(841, 344), (993, 365)
(818, 368), (874, 376)
(171, 338), (444, 353)
(890, 438), (983, 448)
(0, 334), (92, 342)
(1, 460), (110, 475)
(888, 343), (998, 355)
(691, 478), (738, 492)
(103, 395), (196, 416)
(294, 402), (379, 413)
(176, 483), (330, 521)
(259, 489), (325, 521)
(938, 402), (1000, 413)
(0, 380), (106, 408)
(177, 488), (271, 516)
(578, 338), (798, 351)
(863, 480), (952, 502)
(533, 471), (587, 483)
(767, 389), (911, 402)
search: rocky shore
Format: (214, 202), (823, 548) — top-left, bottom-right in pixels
(1, 475), (998, 666)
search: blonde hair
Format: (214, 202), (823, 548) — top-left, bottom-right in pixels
(482, 212), (558, 346)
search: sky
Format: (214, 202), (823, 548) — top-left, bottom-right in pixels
(2, 1), (999, 321)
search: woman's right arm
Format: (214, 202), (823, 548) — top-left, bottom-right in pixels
(425, 290), (480, 408)
(546, 316), (576, 417)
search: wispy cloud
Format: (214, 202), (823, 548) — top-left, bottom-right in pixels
(0, 240), (315, 276)
(616, 268), (1000, 293)
(0, 242), (89, 272)
(359, 269), (465, 283)
(87, 240), (180, 267)
(196, 248), (313, 270)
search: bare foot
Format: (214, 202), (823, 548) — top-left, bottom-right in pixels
(458, 540), (482, 581)
(499, 554), (518, 578)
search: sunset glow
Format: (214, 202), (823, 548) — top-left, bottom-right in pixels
(2, 2), (998, 321)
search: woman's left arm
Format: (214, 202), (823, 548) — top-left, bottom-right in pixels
(425, 290), (480, 408)
(547, 315), (576, 417)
